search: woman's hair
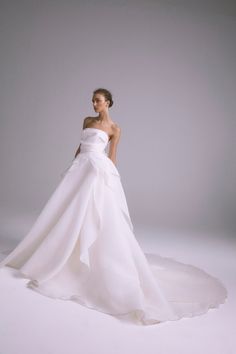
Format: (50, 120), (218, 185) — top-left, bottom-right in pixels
(93, 88), (113, 108)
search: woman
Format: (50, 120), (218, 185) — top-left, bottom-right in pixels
(0, 88), (227, 325)
(74, 89), (120, 165)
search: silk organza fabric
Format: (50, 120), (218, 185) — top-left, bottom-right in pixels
(0, 127), (227, 325)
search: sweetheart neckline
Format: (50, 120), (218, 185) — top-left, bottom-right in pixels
(83, 127), (110, 140)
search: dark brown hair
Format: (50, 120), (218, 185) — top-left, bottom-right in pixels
(93, 88), (113, 108)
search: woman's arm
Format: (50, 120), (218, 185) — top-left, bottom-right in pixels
(74, 117), (90, 159)
(108, 127), (121, 165)
(74, 144), (81, 158)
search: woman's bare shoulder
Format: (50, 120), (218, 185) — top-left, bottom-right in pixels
(83, 116), (94, 128)
(111, 122), (121, 133)
(110, 123), (121, 140)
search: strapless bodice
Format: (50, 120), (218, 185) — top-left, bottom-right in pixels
(79, 128), (109, 154)
(70, 126), (120, 185)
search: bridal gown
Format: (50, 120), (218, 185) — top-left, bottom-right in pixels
(0, 127), (227, 325)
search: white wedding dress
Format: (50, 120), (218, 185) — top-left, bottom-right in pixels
(0, 127), (227, 325)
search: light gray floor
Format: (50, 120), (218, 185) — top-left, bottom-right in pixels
(0, 226), (235, 354)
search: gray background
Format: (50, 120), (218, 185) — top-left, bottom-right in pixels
(0, 0), (235, 238)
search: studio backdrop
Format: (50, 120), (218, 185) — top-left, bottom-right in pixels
(0, 0), (235, 239)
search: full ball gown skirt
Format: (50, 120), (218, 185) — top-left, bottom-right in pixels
(0, 127), (227, 325)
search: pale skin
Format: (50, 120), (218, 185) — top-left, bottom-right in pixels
(74, 93), (121, 165)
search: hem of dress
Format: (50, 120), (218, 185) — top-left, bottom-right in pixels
(2, 263), (228, 327)
(23, 271), (228, 326)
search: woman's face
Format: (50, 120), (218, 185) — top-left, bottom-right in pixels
(92, 93), (109, 112)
